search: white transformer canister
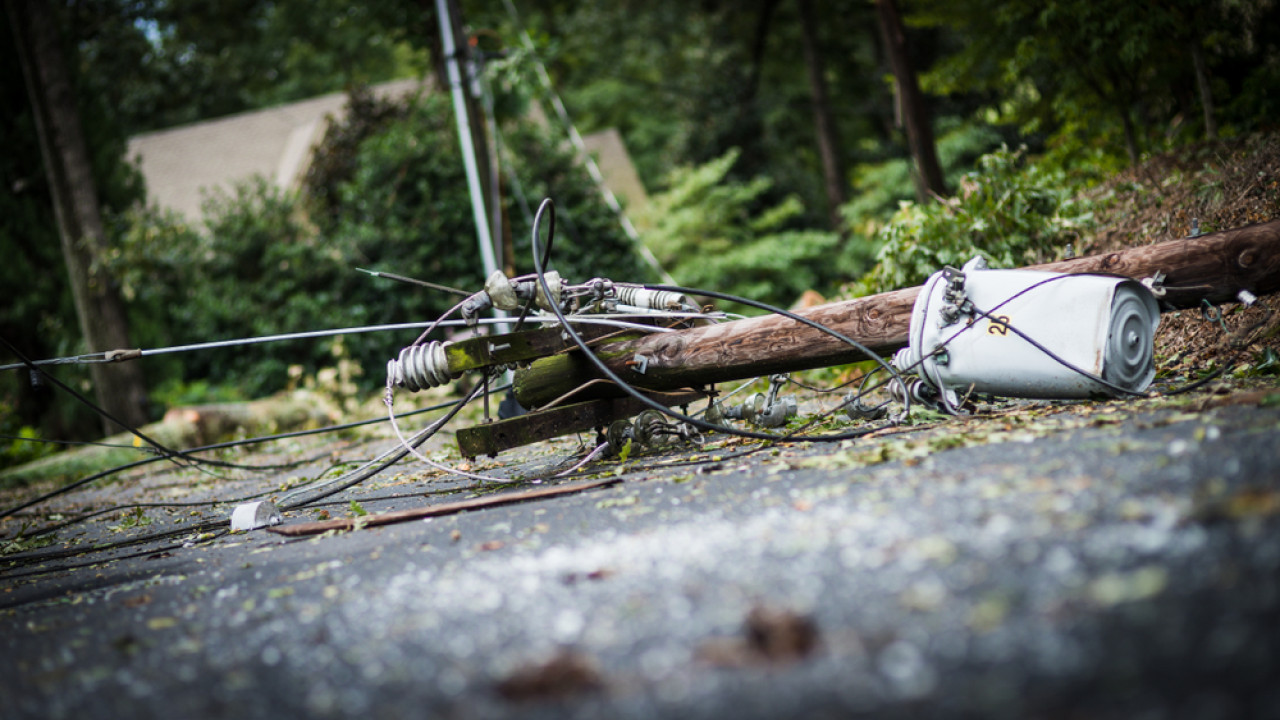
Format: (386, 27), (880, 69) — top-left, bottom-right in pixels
(894, 257), (1160, 403)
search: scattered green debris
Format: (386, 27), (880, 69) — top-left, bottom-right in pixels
(1, 527), (55, 555)
(108, 508), (153, 532)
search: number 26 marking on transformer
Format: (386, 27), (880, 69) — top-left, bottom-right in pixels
(987, 315), (1011, 336)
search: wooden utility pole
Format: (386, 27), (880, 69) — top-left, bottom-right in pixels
(512, 220), (1280, 407)
(7, 0), (150, 434)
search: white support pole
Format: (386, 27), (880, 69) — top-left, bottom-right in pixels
(436, 0), (500, 281)
(436, 0), (509, 338)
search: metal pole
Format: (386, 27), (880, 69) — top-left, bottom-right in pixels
(436, 0), (499, 281)
(436, 0), (509, 336)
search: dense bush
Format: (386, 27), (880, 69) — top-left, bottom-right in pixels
(502, 123), (649, 284)
(112, 179), (349, 398)
(840, 120), (1005, 238)
(845, 146), (1096, 297)
(112, 89), (647, 400)
(641, 149), (861, 310)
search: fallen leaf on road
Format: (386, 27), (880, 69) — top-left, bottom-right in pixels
(496, 649), (603, 701)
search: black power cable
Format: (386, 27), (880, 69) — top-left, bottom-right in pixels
(10, 455), (365, 539)
(283, 381), (491, 510)
(963, 303), (1148, 397)
(526, 197), (909, 443)
(0, 335), (283, 474)
(0, 525), (230, 578)
(2, 416), (463, 568)
(0, 393), (487, 522)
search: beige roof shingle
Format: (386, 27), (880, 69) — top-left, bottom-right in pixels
(127, 78), (426, 220)
(127, 77), (648, 223)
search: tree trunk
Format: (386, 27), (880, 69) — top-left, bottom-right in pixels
(1119, 103), (1140, 166)
(743, 0), (780, 110)
(417, 0), (449, 92)
(874, 0), (946, 199)
(1190, 41), (1218, 141)
(0, 393), (336, 486)
(798, 0), (847, 232)
(7, 0), (150, 435)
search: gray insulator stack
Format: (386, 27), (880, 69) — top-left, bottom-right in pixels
(387, 341), (458, 392)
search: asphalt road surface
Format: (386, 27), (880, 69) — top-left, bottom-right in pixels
(4, 382), (1280, 719)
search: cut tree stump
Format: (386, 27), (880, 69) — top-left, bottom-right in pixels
(1, 392), (337, 487)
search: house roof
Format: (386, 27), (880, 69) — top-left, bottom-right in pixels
(580, 127), (648, 215)
(127, 78), (648, 222)
(127, 79), (426, 221)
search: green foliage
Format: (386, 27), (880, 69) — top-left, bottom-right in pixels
(515, 0), (891, 227)
(105, 90), (648, 401)
(502, 122), (647, 283)
(847, 146), (1095, 296)
(914, 0), (1280, 163)
(642, 149), (857, 310)
(1, 527), (55, 555)
(302, 85), (413, 221)
(325, 94), (481, 299)
(1249, 348), (1280, 377)
(72, 0), (430, 136)
(841, 120), (1005, 236)
(108, 507), (153, 532)
(0, 425), (58, 470)
(198, 179), (352, 397)
(109, 178), (356, 398)
(150, 378), (247, 409)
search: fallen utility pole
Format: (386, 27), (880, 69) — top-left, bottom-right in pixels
(513, 220), (1280, 407)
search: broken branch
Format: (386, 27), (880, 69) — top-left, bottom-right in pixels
(267, 477), (621, 537)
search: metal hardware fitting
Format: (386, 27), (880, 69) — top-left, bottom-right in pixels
(723, 374), (796, 427)
(939, 266), (970, 327)
(614, 284), (697, 313)
(1141, 271), (1167, 299)
(606, 409), (702, 456)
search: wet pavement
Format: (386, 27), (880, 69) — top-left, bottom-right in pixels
(3, 381), (1280, 719)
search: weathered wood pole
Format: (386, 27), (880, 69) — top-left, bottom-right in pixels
(515, 220), (1280, 407)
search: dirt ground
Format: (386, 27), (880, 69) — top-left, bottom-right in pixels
(1087, 132), (1280, 376)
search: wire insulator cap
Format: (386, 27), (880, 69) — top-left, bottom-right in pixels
(485, 270), (520, 311)
(615, 284), (695, 313)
